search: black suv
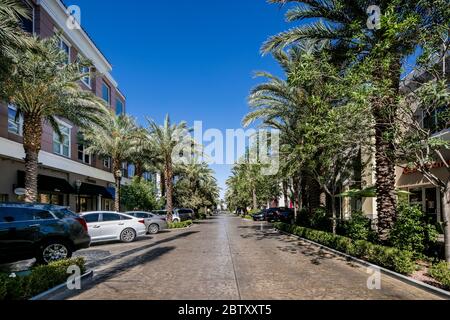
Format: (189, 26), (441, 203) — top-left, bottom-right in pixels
(0, 203), (91, 264)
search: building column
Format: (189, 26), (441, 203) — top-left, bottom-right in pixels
(98, 195), (102, 211)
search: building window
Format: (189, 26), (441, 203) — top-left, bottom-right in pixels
(19, 1), (34, 34)
(423, 106), (449, 133)
(128, 164), (135, 178)
(8, 105), (23, 136)
(121, 162), (128, 178)
(78, 144), (91, 164)
(59, 38), (71, 64)
(116, 99), (124, 115)
(103, 157), (111, 169)
(53, 124), (71, 157)
(81, 65), (91, 87)
(143, 172), (152, 182)
(102, 82), (111, 105)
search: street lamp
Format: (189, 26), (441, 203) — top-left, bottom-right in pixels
(75, 179), (82, 213)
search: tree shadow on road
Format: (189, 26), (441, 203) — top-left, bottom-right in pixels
(238, 225), (361, 269)
(57, 246), (175, 300)
(85, 231), (199, 270)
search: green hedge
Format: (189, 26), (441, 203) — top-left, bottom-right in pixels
(168, 220), (193, 229)
(243, 215), (253, 220)
(0, 258), (86, 300)
(429, 262), (450, 290)
(274, 223), (416, 275)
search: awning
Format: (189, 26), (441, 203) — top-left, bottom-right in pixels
(17, 171), (75, 194)
(337, 186), (411, 198)
(79, 183), (114, 199)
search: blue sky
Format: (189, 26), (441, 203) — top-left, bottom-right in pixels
(68, 0), (291, 198)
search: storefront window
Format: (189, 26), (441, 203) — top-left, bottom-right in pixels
(39, 193), (64, 206)
(425, 188), (438, 215)
(409, 188), (423, 207)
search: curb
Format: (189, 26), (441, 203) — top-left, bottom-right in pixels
(30, 270), (94, 301)
(276, 229), (450, 300)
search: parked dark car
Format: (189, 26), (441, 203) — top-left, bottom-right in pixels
(265, 208), (282, 222)
(0, 203), (91, 264)
(252, 210), (267, 221)
(277, 208), (295, 224)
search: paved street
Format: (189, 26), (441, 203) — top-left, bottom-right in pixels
(66, 214), (442, 300)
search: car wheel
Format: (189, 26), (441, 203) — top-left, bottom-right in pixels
(37, 240), (72, 264)
(148, 224), (160, 234)
(120, 228), (137, 243)
(173, 218), (181, 223)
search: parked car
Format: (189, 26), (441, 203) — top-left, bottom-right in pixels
(277, 208), (295, 224)
(126, 211), (168, 234)
(0, 203), (90, 264)
(265, 208), (282, 222)
(173, 209), (195, 222)
(81, 212), (146, 244)
(252, 209), (268, 222)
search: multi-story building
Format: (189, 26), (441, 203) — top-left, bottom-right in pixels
(361, 65), (450, 224)
(0, 0), (127, 212)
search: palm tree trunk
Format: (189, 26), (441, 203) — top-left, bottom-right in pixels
(113, 160), (121, 212)
(160, 171), (165, 198)
(373, 57), (401, 241)
(282, 180), (289, 208)
(374, 126), (397, 241)
(135, 162), (144, 181)
(441, 181), (450, 263)
(252, 188), (257, 211)
(165, 160), (174, 222)
(23, 114), (42, 203)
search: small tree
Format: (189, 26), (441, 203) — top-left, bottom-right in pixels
(121, 177), (161, 212)
(389, 203), (439, 257)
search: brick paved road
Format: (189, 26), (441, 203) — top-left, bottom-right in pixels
(66, 214), (442, 300)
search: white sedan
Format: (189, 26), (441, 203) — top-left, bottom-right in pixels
(80, 212), (147, 244)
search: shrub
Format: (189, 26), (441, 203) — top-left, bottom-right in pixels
(338, 211), (377, 242)
(168, 220), (193, 229)
(243, 215), (253, 220)
(429, 262), (450, 290)
(274, 222), (416, 275)
(389, 203), (438, 257)
(121, 177), (161, 211)
(296, 207), (332, 232)
(0, 258), (85, 300)
(195, 212), (207, 220)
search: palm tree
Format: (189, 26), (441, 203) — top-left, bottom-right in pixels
(243, 48), (312, 214)
(1, 35), (108, 203)
(0, 0), (34, 83)
(261, 0), (446, 239)
(130, 127), (159, 180)
(83, 113), (140, 212)
(147, 115), (193, 222)
(177, 159), (219, 213)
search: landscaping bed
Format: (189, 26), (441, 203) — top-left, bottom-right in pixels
(274, 222), (450, 291)
(168, 220), (194, 229)
(0, 258), (86, 300)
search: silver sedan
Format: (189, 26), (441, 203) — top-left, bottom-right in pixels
(125, 211), (168, 234)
